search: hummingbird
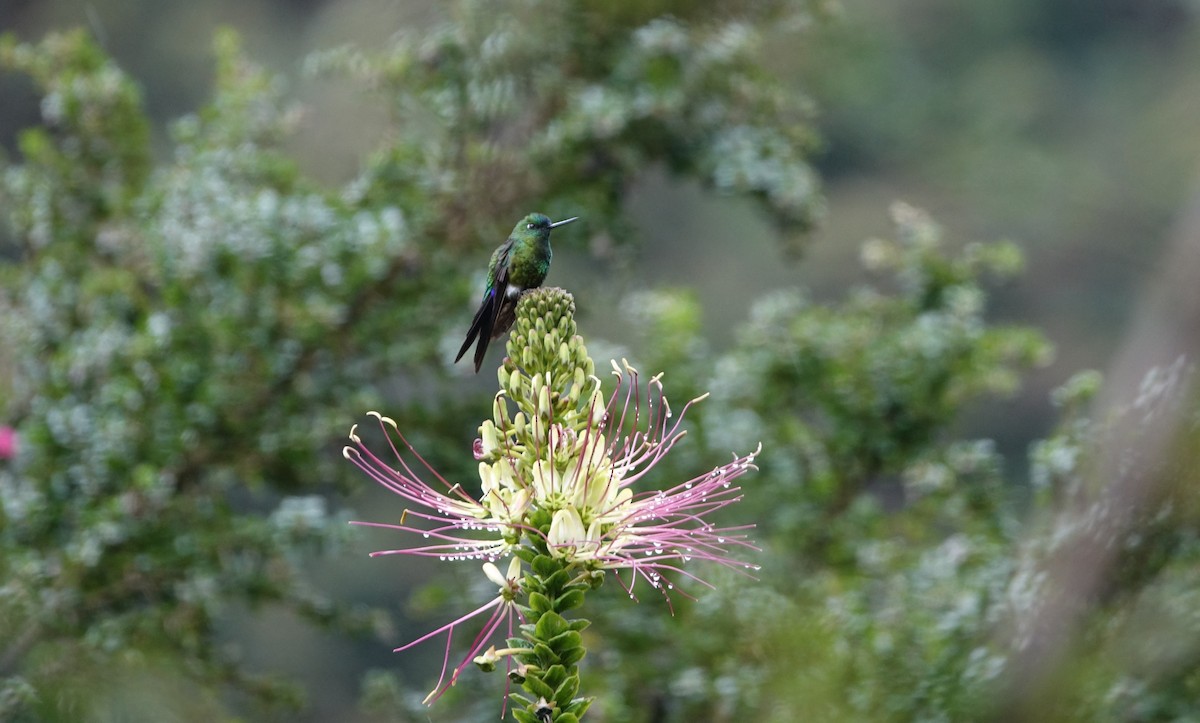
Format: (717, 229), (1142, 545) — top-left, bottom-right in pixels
(455, 212), (578, 372)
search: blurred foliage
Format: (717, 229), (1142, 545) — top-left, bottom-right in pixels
(1, 1), (1199, 722)
(588, 201), (1051, 721)
(586, 211), (1200, 722)
(304, 0), (824, 252)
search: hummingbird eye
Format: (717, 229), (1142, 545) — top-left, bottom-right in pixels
(526, 223), (534, 229)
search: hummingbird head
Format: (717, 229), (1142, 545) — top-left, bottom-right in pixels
(515, 213), (578, 242)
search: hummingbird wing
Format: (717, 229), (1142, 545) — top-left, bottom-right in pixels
(474, 262), (510, 371)
(454, 241), (513, 373)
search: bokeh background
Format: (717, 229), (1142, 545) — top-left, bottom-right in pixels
(3, 0), (1200, 721)
(5, 1), (1197, 426)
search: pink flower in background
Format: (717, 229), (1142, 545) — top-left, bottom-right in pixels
(0, 426), (16, 460)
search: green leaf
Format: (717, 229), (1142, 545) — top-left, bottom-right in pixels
(548, 630), (582, 655)
(534, 611), (568, 640)
(554, 588), (586, 611)
(559, 646), (586, 667)
(522, 673), (555, 700)
(565, 698), (593, 718)
(532, 554), (558, 578)
(528, 591), (553, 614)
(543, 569), (571, 593)
(533, 642), (561, 665)
(554, 674), (580, 708)
(513, 709), (538, 723)
(527, 509), (554, 535)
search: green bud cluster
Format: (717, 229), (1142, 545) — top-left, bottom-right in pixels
(498, 287), (598, 418)
(482, 288), (604, 474)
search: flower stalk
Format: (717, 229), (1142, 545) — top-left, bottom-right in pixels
(345, 287), (759, 720)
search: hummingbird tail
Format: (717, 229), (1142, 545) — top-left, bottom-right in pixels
(472, 332), (489, 373)
(455, 289), (499, 373)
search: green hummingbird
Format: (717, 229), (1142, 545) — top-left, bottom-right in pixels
(455, 212), (578, 372)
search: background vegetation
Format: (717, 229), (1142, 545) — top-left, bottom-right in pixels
(2, 1), (1199, 721)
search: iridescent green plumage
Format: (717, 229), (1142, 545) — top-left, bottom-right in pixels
(455, 212), (578, 373)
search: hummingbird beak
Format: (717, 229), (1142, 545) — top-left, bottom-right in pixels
(549, 217), (579, 229)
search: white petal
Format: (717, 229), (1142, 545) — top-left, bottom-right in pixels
(483, 562), (507, 587)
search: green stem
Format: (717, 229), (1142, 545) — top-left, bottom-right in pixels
(508, 550), (594, 723)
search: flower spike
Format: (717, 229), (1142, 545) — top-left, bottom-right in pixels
(348, 287), (760, 719)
